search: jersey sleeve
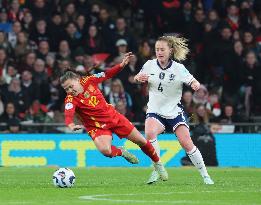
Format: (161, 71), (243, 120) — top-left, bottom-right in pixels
(180, 64), (194, 85)
(64, 95), (76, 126)
(88, 64), (123, 84)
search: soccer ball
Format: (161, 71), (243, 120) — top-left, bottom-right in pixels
(52, 168), (76, 188)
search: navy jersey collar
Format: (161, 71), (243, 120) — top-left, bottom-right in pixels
(157, 59), (173, 70)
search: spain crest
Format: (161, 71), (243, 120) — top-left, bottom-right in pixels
(84, 91), (90, 98)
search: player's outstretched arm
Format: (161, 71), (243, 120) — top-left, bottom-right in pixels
(120, 52), (134, 68)
(93, 52), (134, 84)
(191, 79), (200, 91)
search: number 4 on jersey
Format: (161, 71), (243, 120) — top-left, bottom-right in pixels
(158, 83), (163, 92)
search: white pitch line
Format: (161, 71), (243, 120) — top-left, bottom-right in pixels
(80, 194), (199, 204)
(79, 190), (261, 204)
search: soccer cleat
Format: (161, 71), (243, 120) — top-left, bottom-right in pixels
(154, 161), (168, 181)
(147, 170), (159, 184)
(119, 147), (139, 164)
(203, 176), (214, 185)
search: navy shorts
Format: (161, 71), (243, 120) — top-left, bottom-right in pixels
(146, 112), (189, 132)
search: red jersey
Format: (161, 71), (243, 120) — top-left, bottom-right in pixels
(64, 64), (123, 129)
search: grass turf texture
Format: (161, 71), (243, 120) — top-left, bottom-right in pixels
(0, 167), (260, 205)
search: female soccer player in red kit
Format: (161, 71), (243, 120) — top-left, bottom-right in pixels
(60, 52), (168, 181)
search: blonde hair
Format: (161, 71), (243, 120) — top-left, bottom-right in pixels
(157, 36), (189, 61)
(191, 104), (209, 124)
(111, 78), (125, 93)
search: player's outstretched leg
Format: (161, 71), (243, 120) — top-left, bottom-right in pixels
(119, 146), (139, 164)
(93, 135), (139, 164)
(187, 146), (214, 185)
(105, 145), (139, 164)
(176, 126), (214, 185)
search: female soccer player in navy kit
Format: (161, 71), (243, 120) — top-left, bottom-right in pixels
(134, 36), (214, 185)
(60, 52), (168, 182)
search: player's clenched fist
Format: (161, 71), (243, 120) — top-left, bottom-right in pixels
(191, 79), (200, 91)
(134, 73), (149, 83)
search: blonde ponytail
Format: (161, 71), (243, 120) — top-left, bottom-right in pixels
(158, 36), (189, 61)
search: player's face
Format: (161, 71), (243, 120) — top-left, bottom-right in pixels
(155, 41), (172, 63)
(62, 78), (83, 96)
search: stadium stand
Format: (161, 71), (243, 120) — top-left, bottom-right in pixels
(0, 0), (260, 133)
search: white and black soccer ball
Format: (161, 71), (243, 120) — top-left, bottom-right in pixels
(52, 168), (76, 188)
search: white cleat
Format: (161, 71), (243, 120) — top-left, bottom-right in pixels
(147, 170), (159, 184)
(153, 161), (168, 181)
(119, 147), (139, 164)
(203, 176), (214, 185)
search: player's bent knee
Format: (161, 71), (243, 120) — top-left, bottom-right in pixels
(100, 148), (112, 157)
(178, 137), (194, 152)
(145, 131), (157, 140)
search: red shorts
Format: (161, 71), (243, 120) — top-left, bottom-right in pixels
(86, 113), (135, 140)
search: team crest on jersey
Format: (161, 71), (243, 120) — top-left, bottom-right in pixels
(88, 85), (95, 92)
(159, 72), (165, 79)
(65, 102), (73, 110)
(84, 91), (90, 98)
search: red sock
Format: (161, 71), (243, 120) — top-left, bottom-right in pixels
(140, 140), (159, 162)
(110, 145), (122, 157)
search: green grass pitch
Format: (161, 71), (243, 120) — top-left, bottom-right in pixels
(0, 167), (260, 205)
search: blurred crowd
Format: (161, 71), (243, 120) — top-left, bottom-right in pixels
(0, 0), (260, 133)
